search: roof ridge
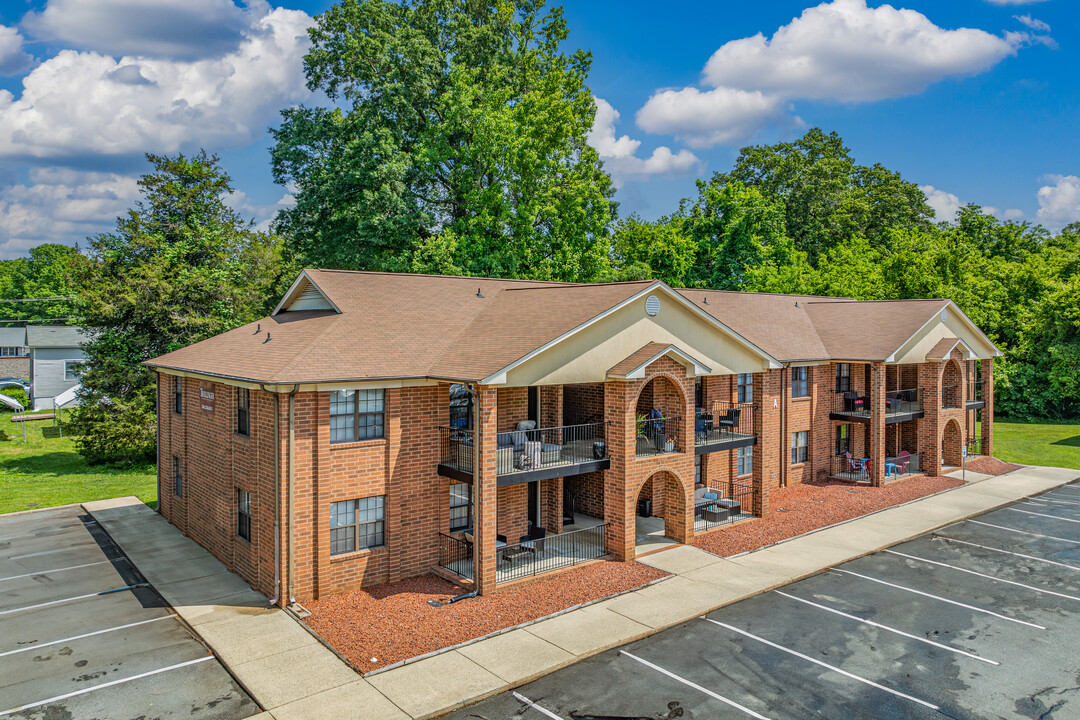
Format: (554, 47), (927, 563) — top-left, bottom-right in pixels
(309, 269), (588, 285)
(274, 313), (348, 381)
(680, 288), (857, 301)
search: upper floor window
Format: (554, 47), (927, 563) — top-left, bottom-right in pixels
(835, 363), (850, 393)
(449, 483), (471, 531)
(65, 360), (81, 381)
(0, 346), (24, 357)
(791, 431), (809, 464)
(791, 367), (809, 398)
(737, 374), (753, 404)
(174, 376), (183, 414)
(236, 387), (250, 436)
(237, 489), (251, 541)
(330, 389), (384, 443)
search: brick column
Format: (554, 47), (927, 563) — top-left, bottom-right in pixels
(603, 380), (634, 561)
(474, 386), (499, 595)
(754, 370), (781, 516)
(918, 361), (943, 476)
(981, 359), (994, 456)
(869, 362), (886, 486)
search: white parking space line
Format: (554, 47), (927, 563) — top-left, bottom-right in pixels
(8, 546), (91, 561)
(1022, 501), (1080, 513)
(1032, 497), (1080, 508)
(773, 590), (998, 665)
(512, 692), (565, 720)
(0, 616), (172, 658)
(885, 550), (1080, 603)
(933, 536), (1080, 572)
(0, 583), (147, 616)
(703, 619), (940, 711)
(620, 650), (773, 720)
(0, 655), (215, 717)
(966, 519), (1077, 545)
(1009, 508), (1080, 524)
(0, 560), (111, 583)
(830, 569), (1045, 629)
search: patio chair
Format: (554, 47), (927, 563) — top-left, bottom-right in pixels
(894, 450), (911, 475)
(520, 526), (546, 557)
(842, 392), (865, 413)
(844, 451), (867, 479)
(694, 410), (712, 443)
(716, 408), (740, 432)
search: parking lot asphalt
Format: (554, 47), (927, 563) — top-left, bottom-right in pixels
(444, 482), (1080, 720)
(0, 505), (259, 719)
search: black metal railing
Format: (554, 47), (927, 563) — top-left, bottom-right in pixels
(830, 454), (871, 482)
(694, 477), (755, 531)
(695, 402), (756, 446)
(833, 389), (921, 417)
(438, 532), (473, 580)
(967, 379), (983, 403)
(439, 422), (607, 476)
(495, 422), (606, 475)
(942, 385), (961, 409)
(885, 452), (921, 479)
(635, 416), (682, 458)
(497, 524), (607, 583)
(885, 388), (921, 415)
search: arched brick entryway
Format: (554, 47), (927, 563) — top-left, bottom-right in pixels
(633, 469), (693, 548)
(942, 418), (964, 467)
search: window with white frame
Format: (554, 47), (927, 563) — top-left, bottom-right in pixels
(237, 489), (251, 541)
(173, 456), (183, 497)
(0, 346), (24, 357)
(236, 387), (250, 436)
(791, 431), (809, 464)
(835, 363), (851, 393)
(791, 367), (809, 398)
(737, 446), (753, 476)
(330, 496), (385, 554)
(449, 483), (471, 531)
(330, 389), (384, 443)
(737, 374), (753, 403)
(64, 360), (81, 381)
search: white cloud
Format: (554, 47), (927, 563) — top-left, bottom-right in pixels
(921, 185), (963, 222)
(1014, 14), (1050, 33)
(226, 187), (296, 232)
(636, 0), (1027, 147)
(23, 0), (262, 60)
(0, 169), (140, 257)
(1004, 208), (1026, 221)
(0, 24), (34, 76)
(636, 87), (792, 149)
(587, 97), (700, 184)
(985, 0), (1049, 5)
(0, 6), (313, 162)
(1036, 175), (1080, 231)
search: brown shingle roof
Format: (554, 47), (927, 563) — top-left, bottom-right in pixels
(802, 299), (950, 361)
(926, 336), (962, 360)
(608, 342), (671, 377)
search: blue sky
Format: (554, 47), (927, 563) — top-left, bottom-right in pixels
(0, 0), (1075, 258)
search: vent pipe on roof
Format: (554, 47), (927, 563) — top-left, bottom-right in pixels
(703, 297), (708, 305)
(254, 323), (261, 334)
(263, 333), (271, 343)
(794, 301), (800, 308)
(476, 287), (484, 298)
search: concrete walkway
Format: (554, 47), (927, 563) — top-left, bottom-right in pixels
(84, 464), (1078, 720)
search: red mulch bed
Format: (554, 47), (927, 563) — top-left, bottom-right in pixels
(303, 560), (667, 673)
(965, 455), (1023, 475)
(693, 474), (964, 558)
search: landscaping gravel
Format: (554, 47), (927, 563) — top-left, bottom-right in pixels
(965, 455), (1023, 475)
(693, 474), (964, 558)
(302, 560), (667, 673)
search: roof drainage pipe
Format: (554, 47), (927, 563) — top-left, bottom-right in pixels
(261, 383), (282, 606)
(286, 383), (300, 606)
(780, 364), (788, 489)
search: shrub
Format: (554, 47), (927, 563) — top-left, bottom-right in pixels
(69, 395), (156, 465)
(0, 386), (27, 411)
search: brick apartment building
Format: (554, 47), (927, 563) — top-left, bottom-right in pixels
(147, 270), (1000, 605)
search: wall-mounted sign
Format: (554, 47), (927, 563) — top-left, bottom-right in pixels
(198, 382), (216, 413)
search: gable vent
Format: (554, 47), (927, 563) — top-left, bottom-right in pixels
(285, 281), (334, 312)
(645, 295), (660, 316)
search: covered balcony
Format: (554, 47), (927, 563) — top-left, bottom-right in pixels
(829, 388), (923, 424)
(438, 421), (610, 485)
(694, 401), (756, 454)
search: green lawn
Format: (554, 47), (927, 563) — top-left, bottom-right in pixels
(994, 420), (1080, 471)
(0, 412), (156, 515)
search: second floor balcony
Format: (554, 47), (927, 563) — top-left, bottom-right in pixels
(830, 389), (923, 424)
(694, 401), (757, 454)
(438, 421), (610, 485)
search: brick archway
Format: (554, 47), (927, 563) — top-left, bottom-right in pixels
(633, 373), (688, 423)
(942, 418), (963, 467)
(634, 469), (693, 544)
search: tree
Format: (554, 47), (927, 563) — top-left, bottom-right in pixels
(69, 152), (290, 463)
(272, 0), (616, 281)
(709, 128), (933, 263)
(610, 215), (695, 287)
(0, 244), (82, 323)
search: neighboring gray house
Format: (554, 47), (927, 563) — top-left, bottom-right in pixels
(0, 327), (29, 378)
(27, 325), (88, 410)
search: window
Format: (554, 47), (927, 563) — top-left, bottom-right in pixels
(64, 360), (81, 381)
(174, 376), (183, 414)
(835, 363), (850, 393)
(448, 384), (473, 430)
(791, 431), (809, 464)
(694, 377), (704, 408)
(237, 489), (251, 541)
(449, 483), (471, 531)
(330, 389), (384, 443)
(836, 424), (851, 456)
(737, 446), (753, 476)
(330, 496), (385, 555)
(173, 457), (182, 497)
(737, 374), (753, 404)
(791, 367), (809, 398)
(236, 387), (250, 436)
(694, 453), (702, 485)
(0, 346), (23, 357)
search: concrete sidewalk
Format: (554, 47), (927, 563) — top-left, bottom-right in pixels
(84, 464), (1078, 720)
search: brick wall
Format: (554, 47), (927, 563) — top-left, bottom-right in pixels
(566, 470), (604, 518)
(563, 383), (604, 425)
(497, 387), (528, 432)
